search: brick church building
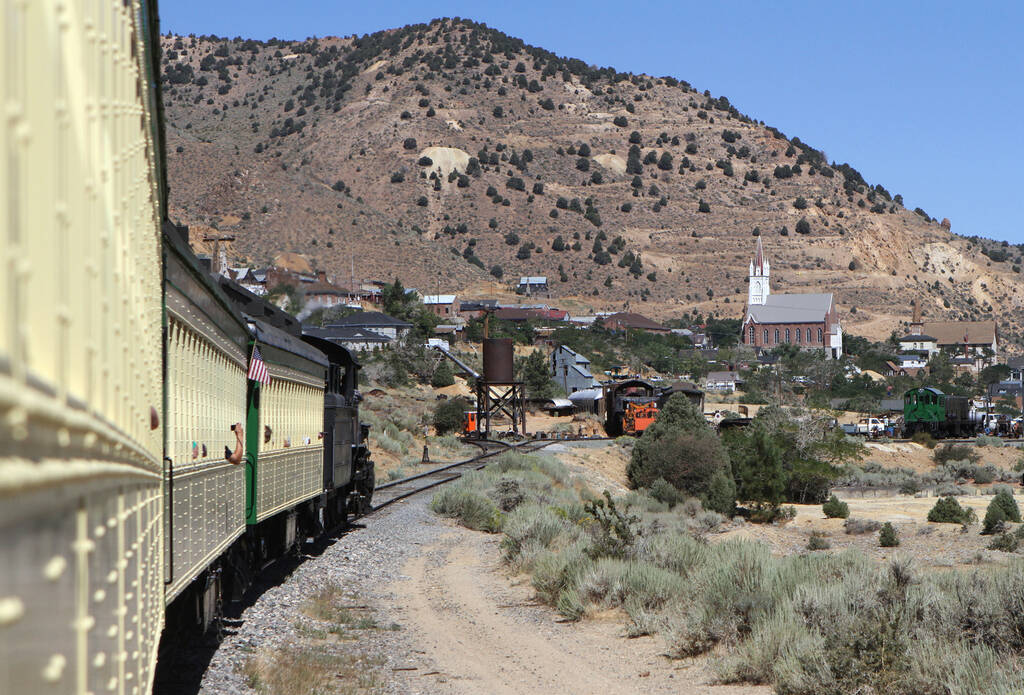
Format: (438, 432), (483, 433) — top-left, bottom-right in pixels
(741, 237), (843, 358)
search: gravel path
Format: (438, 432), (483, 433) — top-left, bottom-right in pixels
(192, 497), (447, 695)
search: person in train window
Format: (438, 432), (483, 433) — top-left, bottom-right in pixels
(225, 423), (244, 464)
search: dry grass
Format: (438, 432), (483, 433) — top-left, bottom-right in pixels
(239, 583), (392, 694)
(240, 645), (383, 695)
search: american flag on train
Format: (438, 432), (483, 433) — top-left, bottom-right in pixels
(247, 345), (271, 384)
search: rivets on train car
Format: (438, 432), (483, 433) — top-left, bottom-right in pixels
(106, 570), (118, 584)
(7, 407), (28, 441)
(72, 537), (94, 553)
(84, 432), (98, 448)
(57, 428), (71, 447)
(106, 625), (118, 638)
(107, 676), (118, 691)
(94, 524), (106, 538)
(93, 652), (106, 668)
(41, 654), (66, 683)
(93, 589), (106, 604)
(0, 597), (25, 626)
(44, 556), (67, 581)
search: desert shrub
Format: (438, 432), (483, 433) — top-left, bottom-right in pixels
(844, 518), (881, 535)
(807, 532), (830, 551)
(878, 522), (899, 547)
(430, 487), (502, 532)
(987, 530), (1020, 552)
(648, 478), (684, 508)
(973, 465), (996, 484)
(976, 434), (1004, 448)
(934, 443), (980, 466)
(927, 496), (973, 524)
(490, 479), (525, 512)
(584, 491), (640, 559)
(822, 495), (850, 519)
(432, 397), (467, 435)
(910, 430), (936, 449)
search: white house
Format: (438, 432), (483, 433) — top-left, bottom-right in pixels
(705, 371), (741, 392)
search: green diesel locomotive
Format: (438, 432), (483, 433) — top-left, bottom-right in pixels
(902, 387), (977, 438)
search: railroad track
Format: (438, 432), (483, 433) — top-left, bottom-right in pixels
(369, 438), (557, 513)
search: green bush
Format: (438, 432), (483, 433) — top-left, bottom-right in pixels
(982, 502), (1007, 535)
(934, 443), (980, 466)
(822, 495), (850, 519)
(627, 395), (735, 514)
(430, 360), (455, 387)
(878, 522), (899, 547)
(992, 486), (1021, 521)
(927, 496), (973, 524)
(976, 435), (1004, 448)
(910, 430), (936, 449)
(432, 397), (467, 435)
(648, 478), (684, 508)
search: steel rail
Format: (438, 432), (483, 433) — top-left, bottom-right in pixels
(368, 439), (558, 513)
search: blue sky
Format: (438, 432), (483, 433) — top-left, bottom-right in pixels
(160, 1), (1024, 243)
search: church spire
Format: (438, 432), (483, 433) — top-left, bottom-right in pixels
(748, 236), (770, 307)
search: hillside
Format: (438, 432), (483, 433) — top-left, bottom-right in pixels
(160, 19), (1024, 345)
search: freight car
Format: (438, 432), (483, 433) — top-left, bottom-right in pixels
(902, 387), (978, 438)
(0, 3), (374, 693)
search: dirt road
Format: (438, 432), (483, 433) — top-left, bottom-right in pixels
(390, 523), (768, 695)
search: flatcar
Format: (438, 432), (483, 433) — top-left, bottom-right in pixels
(902, 386), (977, 438)
(0, 3), (374, 693)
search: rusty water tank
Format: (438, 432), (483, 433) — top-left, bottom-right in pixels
(482, 338), (514, 383)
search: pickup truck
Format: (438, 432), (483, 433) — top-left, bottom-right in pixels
(841, 418), (887, 437)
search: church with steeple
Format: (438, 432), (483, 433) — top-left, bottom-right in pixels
(741, 237), (843, 358)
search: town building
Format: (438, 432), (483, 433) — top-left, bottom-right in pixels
(705, 370), (741, 392)
(421, 294), (459, 319)
(323, 311), (412, 341)
(517, 276), (549, 296)
(601, 312), (670, 334)
(1008, 356), (1024, 383)
(550, 346), (599, 394)
(458, 299), (500, 319)
(304, 325), (391, 352)
(740, 237), (843, 358)
(901, 299), (998, 371)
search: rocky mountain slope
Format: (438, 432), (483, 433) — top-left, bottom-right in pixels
(160, 19), (1024, 344)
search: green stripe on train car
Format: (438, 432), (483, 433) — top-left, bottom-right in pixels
(245, 379), (261, 525)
